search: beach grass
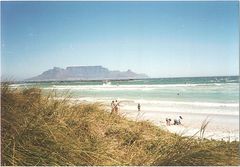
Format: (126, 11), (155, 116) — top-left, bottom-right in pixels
(1, 83), (239, 166)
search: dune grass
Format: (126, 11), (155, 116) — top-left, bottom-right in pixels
(1, 83), (239, 166)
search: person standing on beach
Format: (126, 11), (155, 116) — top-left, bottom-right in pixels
(115, 100), (119, 113)
(138, 103), (141, 111)
(111, 100), (115, 114)
(166, 118), (171, 126)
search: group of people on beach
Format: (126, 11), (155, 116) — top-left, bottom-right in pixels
(111, 100), (120, 114)
(111, 100), (141, 114)
(110, 100), (183, 127)
(166, 116), (183, 126)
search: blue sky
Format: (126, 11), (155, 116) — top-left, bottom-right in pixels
(1, 1), (239, 80)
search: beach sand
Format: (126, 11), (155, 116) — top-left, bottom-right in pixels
(121, 108), (239, 141)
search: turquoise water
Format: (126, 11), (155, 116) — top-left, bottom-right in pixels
(13, 76), (239, 104)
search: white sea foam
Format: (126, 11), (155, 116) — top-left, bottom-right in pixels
(41, 83), (238, 91)
(10, 83), (32, 87)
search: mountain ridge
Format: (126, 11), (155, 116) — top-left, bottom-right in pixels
(26, 66), (149, 81)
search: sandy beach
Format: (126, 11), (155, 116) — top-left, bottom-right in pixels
(121, 108), (239, 141)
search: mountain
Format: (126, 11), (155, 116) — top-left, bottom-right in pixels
(27, 66), (149, 81)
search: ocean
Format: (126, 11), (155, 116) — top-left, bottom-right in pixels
(12, 76), (239, 116)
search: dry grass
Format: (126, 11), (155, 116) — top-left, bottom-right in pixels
(1, 83), (239, 166)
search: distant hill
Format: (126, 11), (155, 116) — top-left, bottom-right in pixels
(27, 66), (149, 81)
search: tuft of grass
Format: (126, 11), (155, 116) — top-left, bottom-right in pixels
(1, 84), (239, 166)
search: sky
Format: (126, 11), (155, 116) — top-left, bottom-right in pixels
(1, 1), (239, 80)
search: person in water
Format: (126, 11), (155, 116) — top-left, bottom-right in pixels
(137, 103), (141, 111)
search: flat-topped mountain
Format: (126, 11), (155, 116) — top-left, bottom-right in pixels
(27, 66), (149, 81)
